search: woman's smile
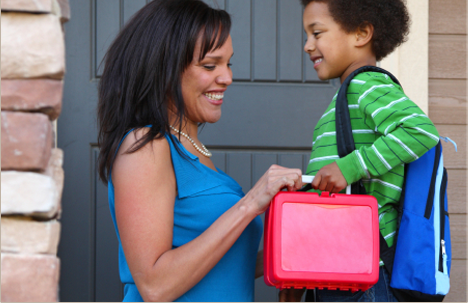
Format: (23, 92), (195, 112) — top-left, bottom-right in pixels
(203, 91), (225, 105)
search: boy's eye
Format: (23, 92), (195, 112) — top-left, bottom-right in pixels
(227, 63), (232, 68)
(313, 32), (321, 37)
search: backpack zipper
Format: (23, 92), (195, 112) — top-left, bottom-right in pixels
(424, 142), (441, 219)
(438, 167), (448, 272)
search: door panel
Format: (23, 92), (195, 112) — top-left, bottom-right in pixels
(253, 0), (277, 81)
(228, 0), (251, 80)
(95, 0), (120, 77)
(93, 148), (123, 302)
(58, 0), (337, 301)
(279, 0), (304, 82)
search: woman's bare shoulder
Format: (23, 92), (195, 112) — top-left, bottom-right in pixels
(119, 127), (169, 154)
(112, 128), (173, 182)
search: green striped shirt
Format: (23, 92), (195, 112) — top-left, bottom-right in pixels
(306, 72), (439, 264)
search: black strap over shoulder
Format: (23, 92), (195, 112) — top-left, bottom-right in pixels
(335, 65), (402, 278)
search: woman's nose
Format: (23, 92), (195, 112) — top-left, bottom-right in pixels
(216, 68), (233, 86)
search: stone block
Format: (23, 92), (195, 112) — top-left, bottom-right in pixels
(1, 12), (65, 79)
(1, 111), (53, 171)
(1, 253), (60, 302)
(1, 0), (53, 13)
(1, 217), (61, 255)
(44, 148), (64, 218)
(52, 0), (70, 23)
(1, 171), (60, 218)
(1, 79), (63, 120)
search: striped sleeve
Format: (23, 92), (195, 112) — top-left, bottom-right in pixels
(336, 74), (439, 184)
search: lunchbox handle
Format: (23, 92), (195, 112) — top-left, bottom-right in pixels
(301, 175), (352, 194)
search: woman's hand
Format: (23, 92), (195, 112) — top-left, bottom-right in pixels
(242, 164), (302, 215)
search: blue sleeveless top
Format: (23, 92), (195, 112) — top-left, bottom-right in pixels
(108, 130), (263, 302)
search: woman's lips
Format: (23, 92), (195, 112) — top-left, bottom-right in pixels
(203, 92), (224, 105)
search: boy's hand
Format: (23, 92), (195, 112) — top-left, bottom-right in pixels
(312, 162), (347, 193)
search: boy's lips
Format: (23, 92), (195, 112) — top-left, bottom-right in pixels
(310, 56), (323, 68)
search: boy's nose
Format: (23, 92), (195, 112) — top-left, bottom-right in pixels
(304, 39), (315, 53)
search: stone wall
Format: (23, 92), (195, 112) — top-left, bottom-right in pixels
(1, 0), (69, 301)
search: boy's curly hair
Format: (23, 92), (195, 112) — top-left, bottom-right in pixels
(301, 0), (410, 61)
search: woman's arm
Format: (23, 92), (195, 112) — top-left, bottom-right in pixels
(112, 130), (302, 302)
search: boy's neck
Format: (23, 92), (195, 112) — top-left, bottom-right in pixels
(340, 57), (377, 84)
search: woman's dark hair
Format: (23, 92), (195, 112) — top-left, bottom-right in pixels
(301, 0), (410, 61)
(98, 0), (231, 183)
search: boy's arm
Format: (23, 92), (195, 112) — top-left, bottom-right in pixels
(335, 76), (439, 185)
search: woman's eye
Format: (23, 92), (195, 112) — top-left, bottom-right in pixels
(313, 32), (321, 37)
(227, 63), (232, 68)
(204, 65), (216, 71)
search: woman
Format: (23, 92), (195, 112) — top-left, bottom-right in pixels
(97, 0), (302, 301)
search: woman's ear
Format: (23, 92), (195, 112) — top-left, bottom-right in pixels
(355, 22), (374, 47)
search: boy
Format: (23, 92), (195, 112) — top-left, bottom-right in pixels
(279, 0), (439, 302)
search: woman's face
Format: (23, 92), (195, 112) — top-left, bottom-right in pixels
(180, 34), (233, 125)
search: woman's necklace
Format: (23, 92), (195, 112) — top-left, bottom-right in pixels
(169, 125), (212, 158)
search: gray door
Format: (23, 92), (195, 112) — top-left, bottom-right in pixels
(57, 0), (338, 301)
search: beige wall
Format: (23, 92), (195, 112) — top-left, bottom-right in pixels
(380, 0), (429, 113)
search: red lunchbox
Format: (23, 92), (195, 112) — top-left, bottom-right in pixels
(264, 191), (380, 292)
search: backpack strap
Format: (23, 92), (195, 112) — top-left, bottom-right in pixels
(335, 65), (402, 275)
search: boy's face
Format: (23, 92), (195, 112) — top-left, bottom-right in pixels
(303, 1), (357, 82)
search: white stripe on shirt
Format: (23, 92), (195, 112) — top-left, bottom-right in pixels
(320, 104), (360, 119)
(388, 133), (419, 160)
(371, 97), (408, 118)
(358, 84), (394, 104)
(355, 150), (370, 178)
(353, 129), (375, 134)
(351, 79), (366, 85)
(321, 108), (335, 119)
(309, 155), (340, 164)
(363, 179), (402, 191)
(312, 129), (374, 146)
(411, 127), (440, 142)
(400, 113), (428, 124)
(384, 122), (396, 135)
(372, 145), (392, 170)
(383, 114), (429, 135)
(379, 213), (385, 222)
(312, 132), (336, 146)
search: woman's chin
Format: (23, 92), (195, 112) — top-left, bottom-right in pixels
(205, 115), (221, 124)
(203, 111), (222, 124)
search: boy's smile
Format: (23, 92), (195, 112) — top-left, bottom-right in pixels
(303, 2), (373, 83)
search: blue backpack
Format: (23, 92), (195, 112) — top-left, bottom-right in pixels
(336, 66), (452, 301)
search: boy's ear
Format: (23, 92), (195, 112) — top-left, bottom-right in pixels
(355, 22), (374, 47)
